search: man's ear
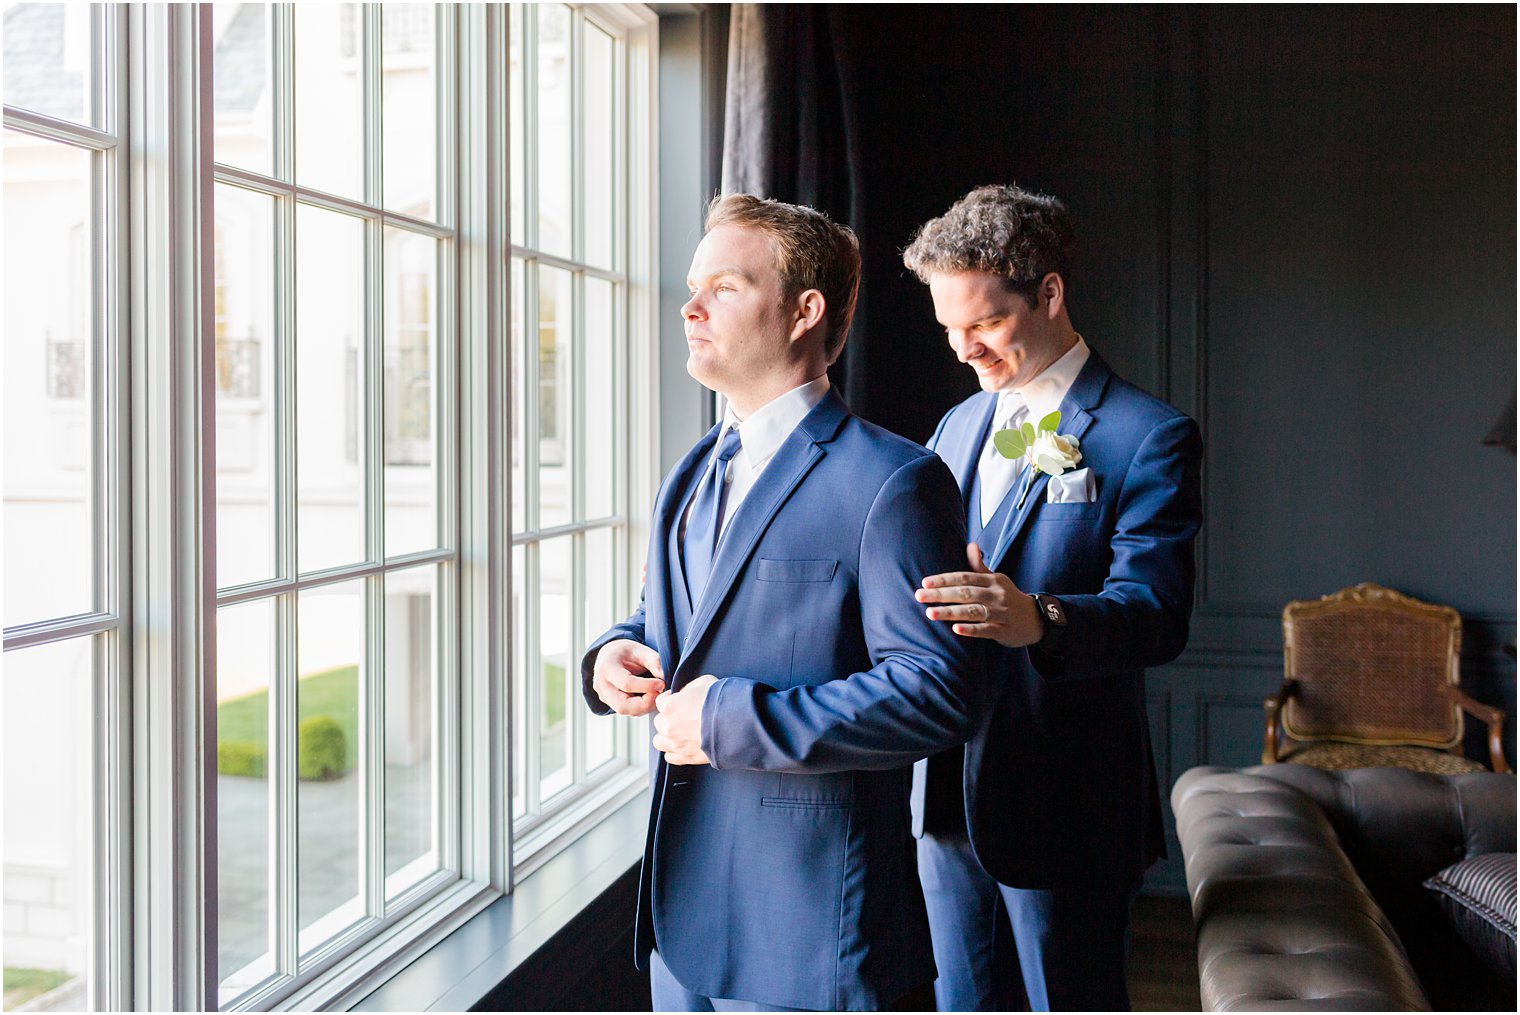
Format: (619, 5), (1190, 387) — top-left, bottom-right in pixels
(788, 289), (827, 343)
(1039, 272), (1065, 321)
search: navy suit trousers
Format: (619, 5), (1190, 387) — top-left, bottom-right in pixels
(917, 834), (1136, 1012)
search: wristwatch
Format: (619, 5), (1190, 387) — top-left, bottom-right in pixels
(1030, 593), (1068, 654)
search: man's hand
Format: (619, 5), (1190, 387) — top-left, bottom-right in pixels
(653, 674), (718, 765)
(591, 639), (665, 716)
(917, 543), (1044, 648)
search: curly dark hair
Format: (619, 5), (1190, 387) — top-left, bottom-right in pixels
(902, 184), (1076, 307)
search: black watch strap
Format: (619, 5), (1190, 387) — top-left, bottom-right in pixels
(1031, 594), (1067, 654)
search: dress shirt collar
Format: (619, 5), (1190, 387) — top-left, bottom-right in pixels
(720, 374), (831, 469)
(1011, 334), (1090, 426)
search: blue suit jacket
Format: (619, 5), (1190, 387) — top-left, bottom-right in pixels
(580, 390), (980, 1011)
(911, 349), (1203, 892)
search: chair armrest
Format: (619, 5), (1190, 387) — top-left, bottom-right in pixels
(1262, 679), (1298, 764)
(1447, 686), (1510, 773)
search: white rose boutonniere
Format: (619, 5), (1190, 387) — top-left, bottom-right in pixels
(991, 410), (1083, 508)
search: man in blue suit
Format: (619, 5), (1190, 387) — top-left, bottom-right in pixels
(903, 185), (1203, 1011)
(581, 194), (980, 1011)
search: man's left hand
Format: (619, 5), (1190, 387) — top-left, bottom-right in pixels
(653, 674), (718, 765)
(917, 543), (1044, 648)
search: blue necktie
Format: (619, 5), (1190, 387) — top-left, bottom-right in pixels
(683, 427), (743, 605)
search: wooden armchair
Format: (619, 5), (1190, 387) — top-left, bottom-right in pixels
(1262, 583), (1509, 774)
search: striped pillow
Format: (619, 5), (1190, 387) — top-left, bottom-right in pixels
(1425, 852), (1517, 977)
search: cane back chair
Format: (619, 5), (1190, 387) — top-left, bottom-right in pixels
(1262, 583), (1509, 774)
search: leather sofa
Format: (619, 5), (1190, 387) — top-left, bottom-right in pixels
(1172, 764), (1515, 1011)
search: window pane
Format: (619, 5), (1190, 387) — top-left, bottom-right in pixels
(296, 204), (366, 573)
(294, 3), (363, 199)
(585, 278), (615, 521)
(583, 527), (616, 771)
(383, 227), (436, 558)
(511, 544), (526, 820)
(539, 536), (572, 799)
(3, 637), (94, 1012)
(213, 2), (273, 177)
(297, 580), (364, 950)
(508, 3), (525, 245)
(215, 184), (277, 589)
(538, 266), (572, 530)
(582, 23), (615, 269)
(536, 4), (571, 259)
(2, 4), (93, 127)
(215, 599), (275, 1001)
(384, 564), (436, 900)
(3, 133), (95, 628)
(382, 4), (435, 217)
(510, 258), (526, 534)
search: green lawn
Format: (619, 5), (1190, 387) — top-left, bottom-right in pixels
(544, 661), (566, 728)
(4, 967), (72, 1009)
(217, 661), (568, 779)
(217, 665), (359, 774)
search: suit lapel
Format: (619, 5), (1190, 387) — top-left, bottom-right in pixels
(677, 391), (849, 677)
(653, 424), (720, 675)
(987, 352), (1113, 572)
(945, 392), (999, 502)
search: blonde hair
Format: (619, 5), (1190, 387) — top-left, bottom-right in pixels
(704, 194), (861, 362)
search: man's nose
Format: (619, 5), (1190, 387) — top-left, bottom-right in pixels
(951, 331), (981, 362)
(682, 294), (705, 321)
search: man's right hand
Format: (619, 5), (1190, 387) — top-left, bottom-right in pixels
(591, 639), (666, 716)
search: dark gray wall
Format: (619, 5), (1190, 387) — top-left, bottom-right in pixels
(818, 4), (1515, 893)
(1157, 5), (1515, 891)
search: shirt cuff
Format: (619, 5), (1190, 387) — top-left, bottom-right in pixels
(699, 677), (728, 769)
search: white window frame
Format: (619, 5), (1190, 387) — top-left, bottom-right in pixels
(5, 3), (660, 1011)
(204, 4), (462, 1009)
(505, 0), (657, 879)
(2, 4), (131, 1010)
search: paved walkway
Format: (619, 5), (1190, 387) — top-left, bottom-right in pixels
(217, 762), (430, 979)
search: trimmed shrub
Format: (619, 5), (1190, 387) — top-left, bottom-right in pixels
(217, 740), (267, 778)
(298, 715), (348, 781)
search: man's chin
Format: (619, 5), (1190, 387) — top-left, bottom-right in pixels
(686, 353), (723, 394)
(974, 371), (1006, 392)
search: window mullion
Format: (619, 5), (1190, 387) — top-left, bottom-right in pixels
(273, 590), (298, 980)
(128, 3), (214, 1009)
(362, 0), (387, 932)
(100, 2), (134, 1006)
(271, 0), (300, 990)
(455, 0), (509, 890)
(433, 4), (466, 889)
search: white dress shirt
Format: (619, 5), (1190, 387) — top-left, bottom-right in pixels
(686, 375), (832, 539)
(976, 336), (1090, 525)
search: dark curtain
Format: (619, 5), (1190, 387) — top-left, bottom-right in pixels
(720, 4), (1039, 442)
(721, 4), (871, 414)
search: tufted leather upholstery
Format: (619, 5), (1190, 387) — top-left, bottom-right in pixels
(1173, 765), (1516, 1012)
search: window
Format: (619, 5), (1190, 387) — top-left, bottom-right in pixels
(3, 3), (658, 1009)
(209, 4), (457, 1004)
(3, 4), (126, 1012)
(507, 2), (640, 864)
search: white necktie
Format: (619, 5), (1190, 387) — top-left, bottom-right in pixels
(978, 390), (1027, 527)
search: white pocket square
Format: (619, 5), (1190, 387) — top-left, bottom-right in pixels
(1046, 468), (1096, 504)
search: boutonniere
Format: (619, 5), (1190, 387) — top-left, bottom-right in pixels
(992, 410), (1083, 509)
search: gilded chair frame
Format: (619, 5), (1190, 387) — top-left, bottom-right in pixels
(1262, 583), (1509, 773)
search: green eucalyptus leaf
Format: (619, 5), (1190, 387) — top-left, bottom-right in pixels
(1021, 421), (1036, 443)
(1037, 410), (1062, 433)
(993, 429), (1026, 459)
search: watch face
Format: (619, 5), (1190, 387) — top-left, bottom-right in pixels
(1040, 597), (1066, 626)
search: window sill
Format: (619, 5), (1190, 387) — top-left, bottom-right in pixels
(349, 789), (649, 1012)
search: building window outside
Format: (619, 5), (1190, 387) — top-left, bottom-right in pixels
(3, 3), (655, 1010)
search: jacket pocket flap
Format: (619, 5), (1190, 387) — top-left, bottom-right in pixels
(756, 557), (839, 583)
